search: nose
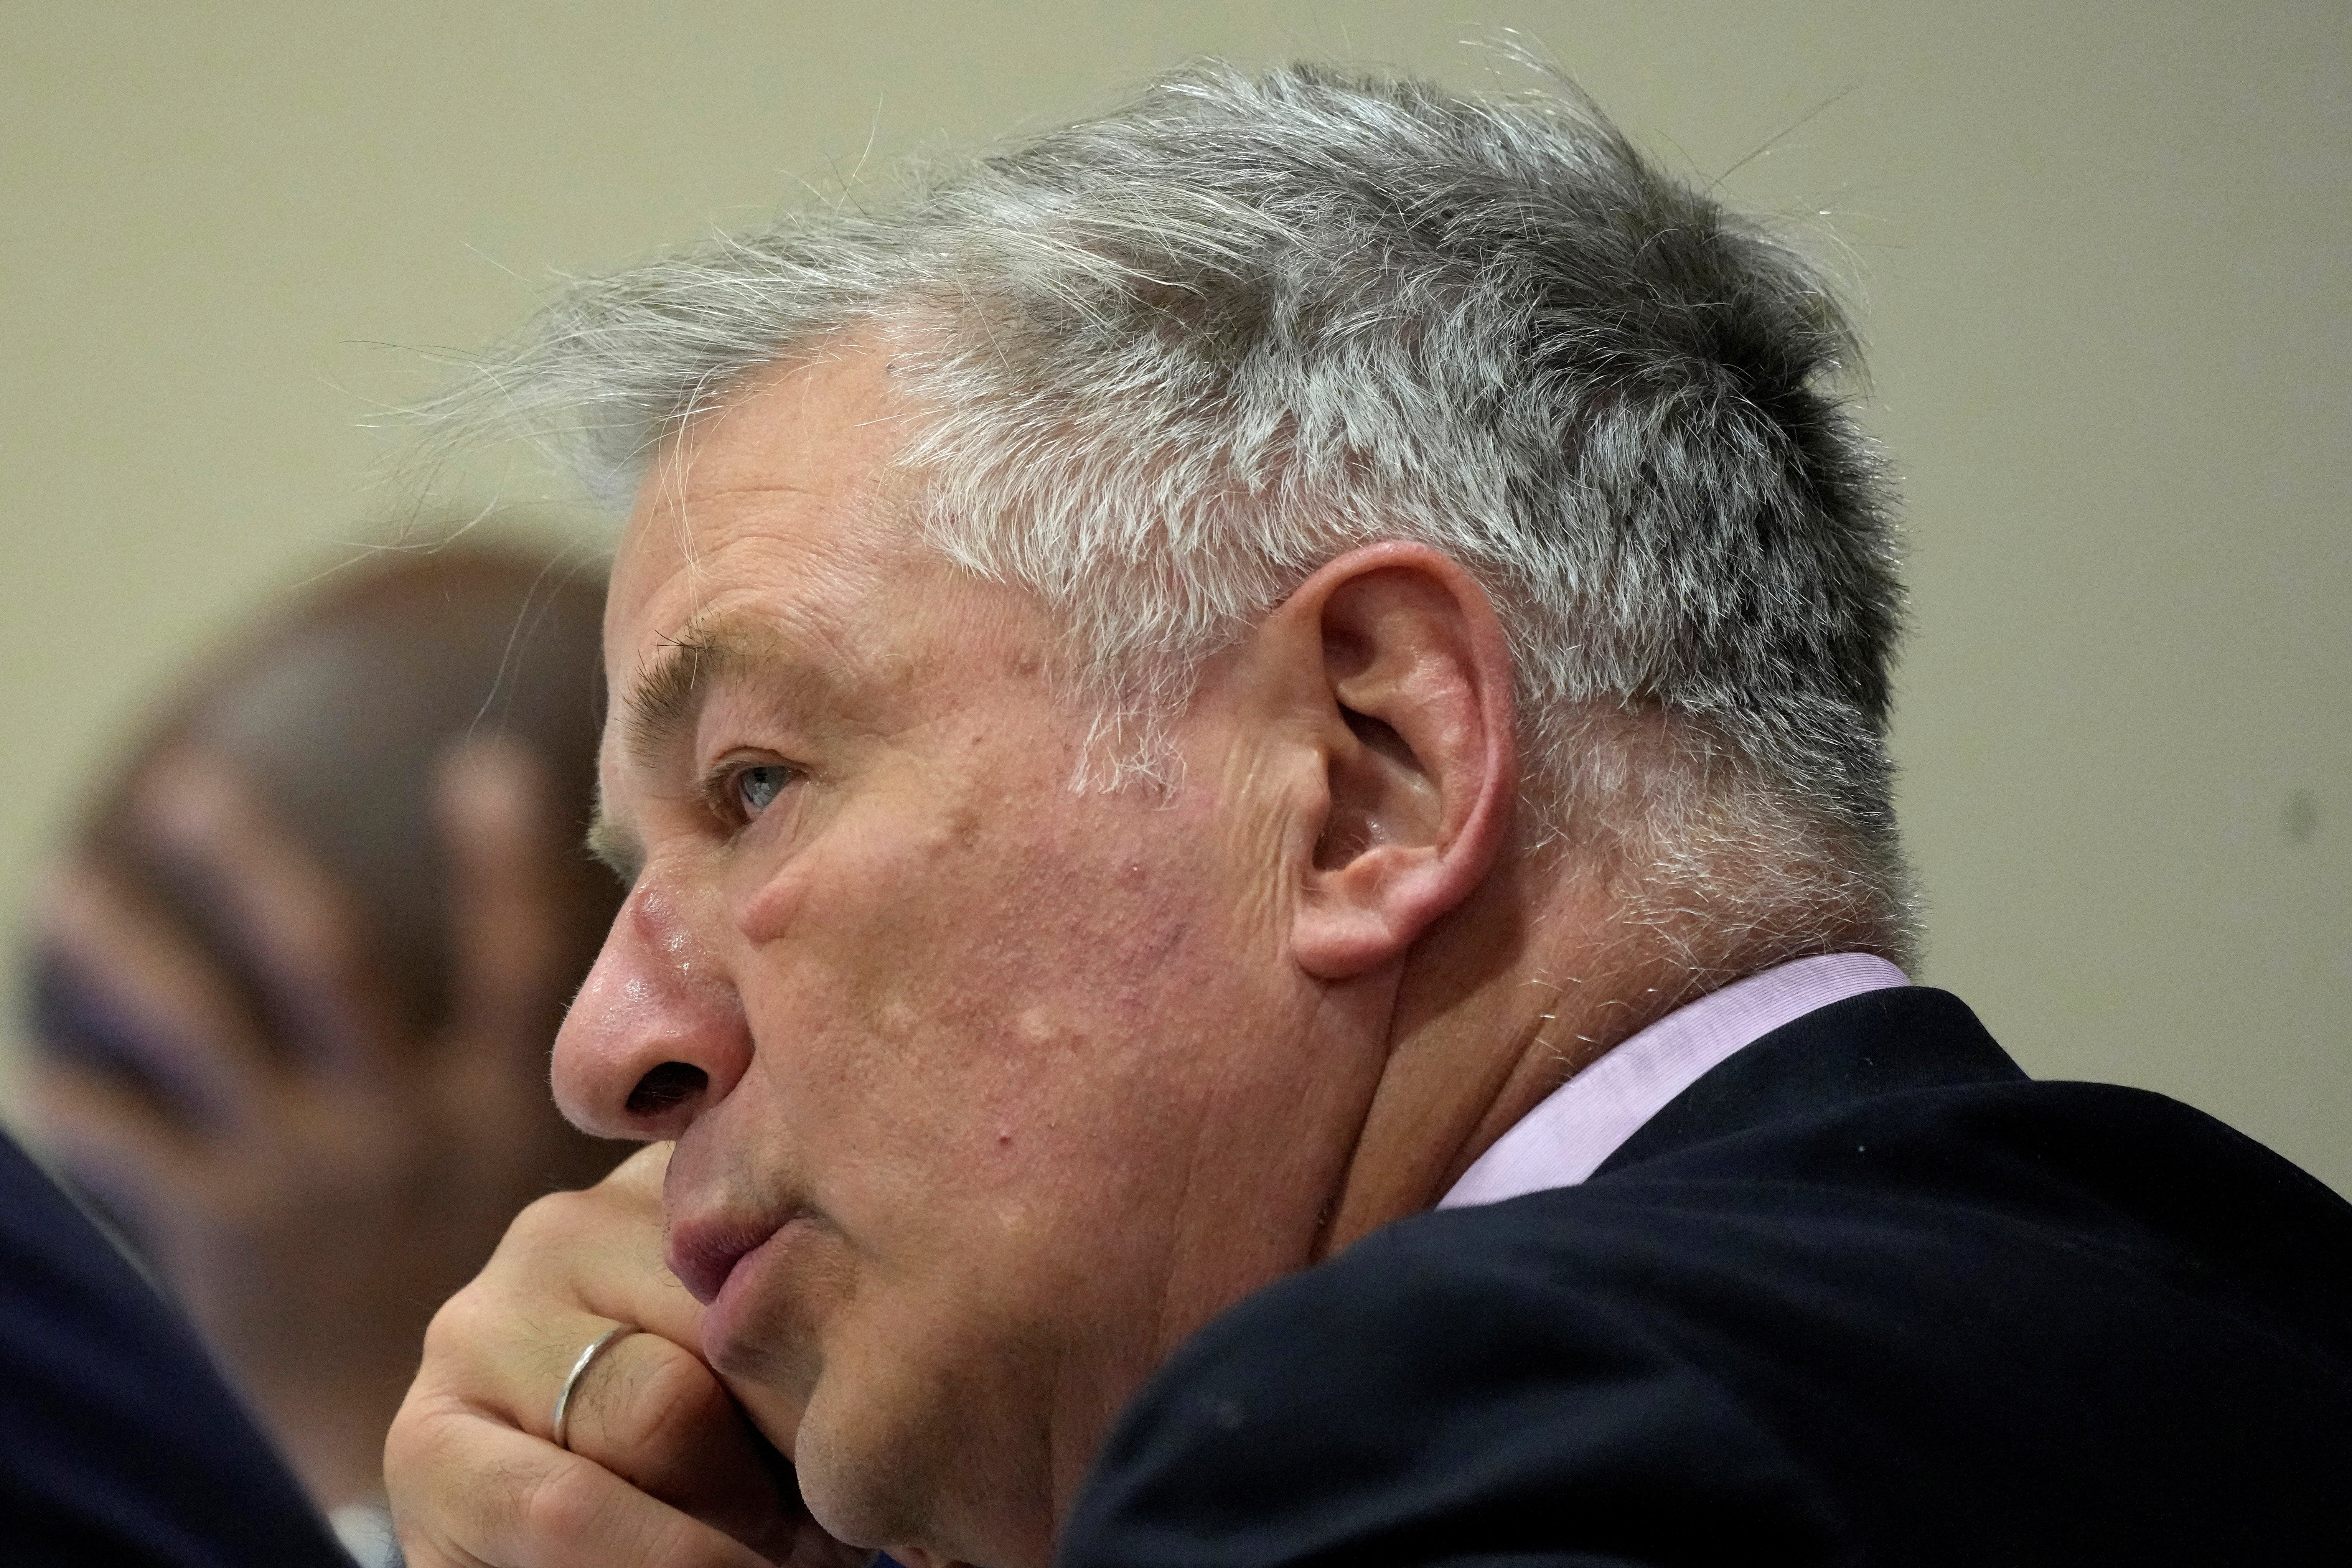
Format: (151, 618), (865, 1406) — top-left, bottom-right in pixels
(553, 876), (753, 1141)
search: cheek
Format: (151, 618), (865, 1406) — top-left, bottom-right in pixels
(731, 787), (1251, 1183)
(743, 768), (1221, 1007)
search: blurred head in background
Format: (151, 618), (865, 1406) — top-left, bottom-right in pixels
(21, 538), (625, 1513)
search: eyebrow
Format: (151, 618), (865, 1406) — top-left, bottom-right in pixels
(623, 619), (738, 767)
(582, 612), (817, 885)
(621, 611), (825, 765)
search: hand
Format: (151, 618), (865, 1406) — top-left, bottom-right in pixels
(384, 1143), (869, 1567)
(26, 742), (622, 1509)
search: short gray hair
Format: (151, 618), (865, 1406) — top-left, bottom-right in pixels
(443, 60), (1915, 966)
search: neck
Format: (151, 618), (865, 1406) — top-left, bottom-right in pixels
(1312, 856), (1707, 1256)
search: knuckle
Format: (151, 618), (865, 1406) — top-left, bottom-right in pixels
(590, 1339), (732, 1456)
(518, 1456), (715, 1565)
(382, 1409), (498, 1545)
(518, 1458), (610, 1549)
(381, 1402), (455, 1493)
(419, 1275), (500, 1356)
(415, 1279), (547, 1401)
(508, 1184), (600, 1247)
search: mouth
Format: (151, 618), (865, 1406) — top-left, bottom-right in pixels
(666, 1211), (803, 1307)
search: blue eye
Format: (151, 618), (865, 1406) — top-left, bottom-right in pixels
(733, 763), (793, 817)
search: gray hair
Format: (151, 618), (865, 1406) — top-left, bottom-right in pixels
(442, 60), (1915, 968)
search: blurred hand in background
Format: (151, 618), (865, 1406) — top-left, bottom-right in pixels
(19, 542), (626, 1521)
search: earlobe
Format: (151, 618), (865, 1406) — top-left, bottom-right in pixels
(1281, 544), (1517, 981)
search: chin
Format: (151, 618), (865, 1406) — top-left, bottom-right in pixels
(792, 1406), (928, 1558)
(796, 1397), (1031, 1568)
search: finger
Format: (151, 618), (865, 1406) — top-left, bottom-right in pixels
(437, 737), (575, 1064)
(396, 1149), (814, 1564)
(133, 748), (398, 1081)
(387, 1401), (776, 1568)
(554, 1324), (804, 1553)
(507, 1149), (705, 1345)
(33, 861), (274, 1133)
(411, 1156), (708, 1443)
(504, 1164), (851, 1560)
(26, 1064), (212, 1232)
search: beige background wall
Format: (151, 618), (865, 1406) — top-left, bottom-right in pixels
(3, 2), (2345, 1188)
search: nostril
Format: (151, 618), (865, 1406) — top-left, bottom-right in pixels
(625, 1061), (708, 1118)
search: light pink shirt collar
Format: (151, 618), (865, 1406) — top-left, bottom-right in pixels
(1437, 952), (1909, 1209)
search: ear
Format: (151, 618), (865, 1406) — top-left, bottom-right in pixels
(1261, 542), (1517, 980)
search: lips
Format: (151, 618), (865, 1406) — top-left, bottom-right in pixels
(666, 1212), (793, 1306)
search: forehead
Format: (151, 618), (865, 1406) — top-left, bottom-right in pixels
(606, 348), (913, 670)
(598, 349), (1073, 796)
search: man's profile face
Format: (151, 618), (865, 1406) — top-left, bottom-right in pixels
(553, 348), (1368, 1560)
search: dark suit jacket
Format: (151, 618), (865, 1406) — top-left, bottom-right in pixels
(1061, 987), (2352, 1566)
(0, 1128), (351, 1567)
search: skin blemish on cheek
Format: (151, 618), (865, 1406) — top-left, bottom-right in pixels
(738, 864), (818, 945)
(1011, 1008), (1062, 1051)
